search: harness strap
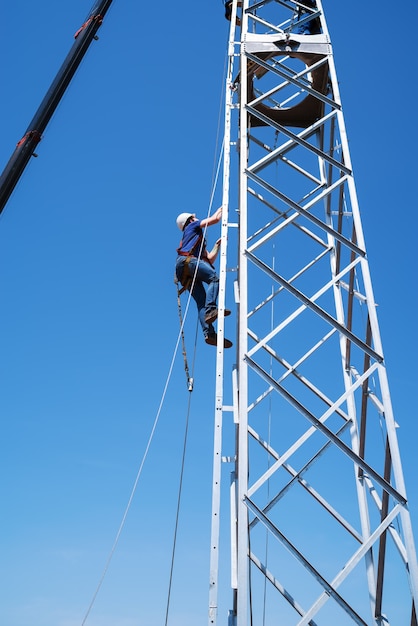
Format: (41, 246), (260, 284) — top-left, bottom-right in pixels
(175, 227), (214, 296)
(176, 256), (193, 295)
(175, 277), (193, 391)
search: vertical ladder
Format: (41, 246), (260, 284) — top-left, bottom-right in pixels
(209, 1), (418, 625)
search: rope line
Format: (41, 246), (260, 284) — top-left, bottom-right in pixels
(176, 283), (194, 390)
(81, 149), (225, 626)
(164, 330), (198, 625)
(164, 52), (228, 623)
(81, 49), (228, 623)
(81, 318), (192, 625)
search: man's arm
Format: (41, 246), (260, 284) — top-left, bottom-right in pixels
(206, 237), (222, 264)
(200, 206), (222, 229)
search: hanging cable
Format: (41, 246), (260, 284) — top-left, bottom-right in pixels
(165, 141), (225, 622)
(164, 325), (198, 626)
(81, 142), (226, 626)
(82, 45), (228, 624)
(164, 52), (229, 623)
(80, 314), (197, 625)
(176, 280), (194, 391)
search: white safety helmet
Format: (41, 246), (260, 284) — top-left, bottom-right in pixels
(176, 212), (194, 231)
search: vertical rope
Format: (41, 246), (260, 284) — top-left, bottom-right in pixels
(175, 280), (194, 391)
(164, 378), (194, 626)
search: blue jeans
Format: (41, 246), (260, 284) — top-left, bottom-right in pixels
(176, 256), (219, 337)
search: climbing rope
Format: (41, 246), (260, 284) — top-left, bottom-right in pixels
(164, 324), (198, 626)
(81, 40), (228, 626)
(163, 51), (228, 624)
(80, 316), (196, 626)
(81, 141), (225, 626)
(175, 276), (194, 391)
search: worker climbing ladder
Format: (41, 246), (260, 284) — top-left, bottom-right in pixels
(209, 1), (418, 625)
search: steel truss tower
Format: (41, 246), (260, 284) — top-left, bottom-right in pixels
(209, 1), (418, 625)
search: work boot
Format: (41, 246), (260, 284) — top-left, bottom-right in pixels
(205, 334), (233, 349)
(205, 308), (231, 324)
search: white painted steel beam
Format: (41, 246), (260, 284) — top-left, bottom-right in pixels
(209, 0), (418, 624)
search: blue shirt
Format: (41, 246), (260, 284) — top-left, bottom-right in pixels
(177, 219), (207, 257)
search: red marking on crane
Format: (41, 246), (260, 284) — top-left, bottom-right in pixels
(74, 14), (103, 39)
(16, 130), (42, 148)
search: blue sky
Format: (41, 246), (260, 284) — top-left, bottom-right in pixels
(0, 1), (417, 625)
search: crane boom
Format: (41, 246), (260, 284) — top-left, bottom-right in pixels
(0, 0), (114, 215)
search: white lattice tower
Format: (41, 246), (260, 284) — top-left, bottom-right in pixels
(208, 1), (418, 625)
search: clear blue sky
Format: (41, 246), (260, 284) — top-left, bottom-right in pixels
(0, 2), (417, 625)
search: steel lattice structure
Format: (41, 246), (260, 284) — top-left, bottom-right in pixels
(209, 1), (418, 625)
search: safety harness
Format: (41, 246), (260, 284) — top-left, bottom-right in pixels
(174, 233), (204, 390)
(175, 233), (206, 295)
